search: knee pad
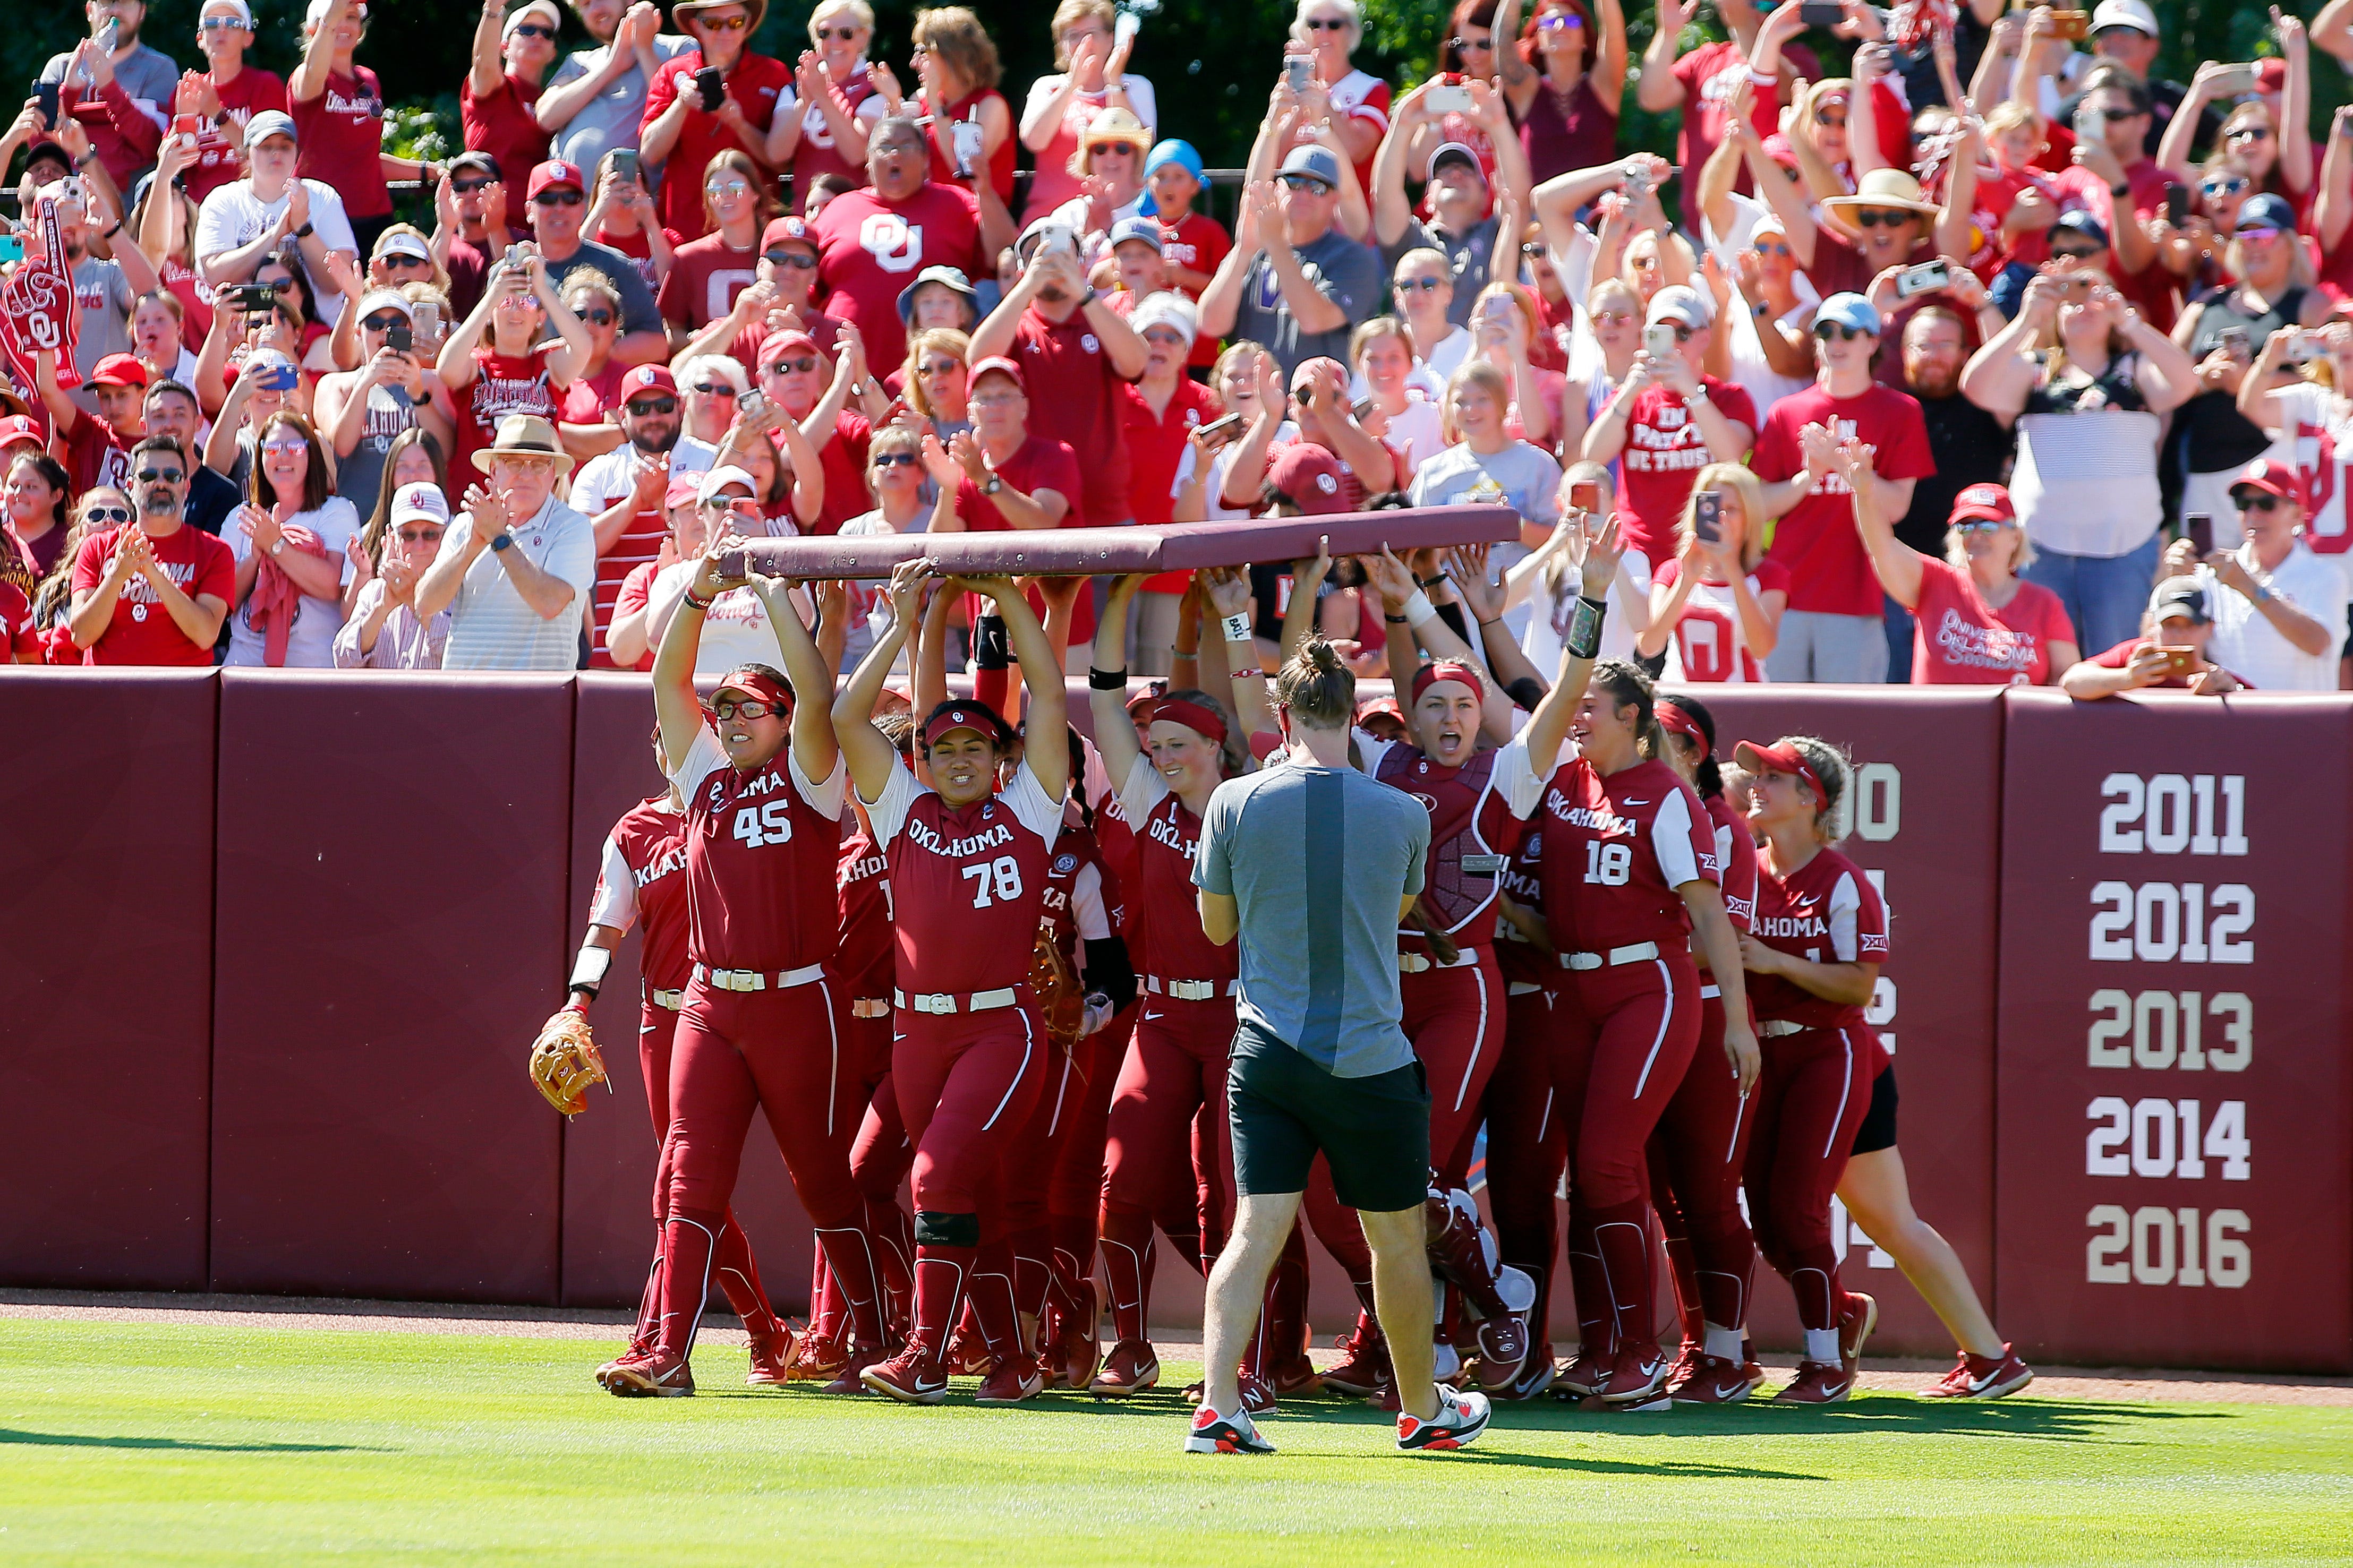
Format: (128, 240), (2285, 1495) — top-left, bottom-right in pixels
(914, 1210), (981, 1248)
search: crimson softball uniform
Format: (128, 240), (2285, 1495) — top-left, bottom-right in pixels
(1098, 757), (1241, 1355)
(1646, 792), (1763, 1349)
(1046, 789), (1138, 1338)
(587, 797), (783, 1356)
(1742, 846), (1890, 1338)
(650, 729), (886, 1367)
(1482, 821), (1567, 1363)
(866, 755), (1064, 1364)
(1538, 757), (1718, 1376)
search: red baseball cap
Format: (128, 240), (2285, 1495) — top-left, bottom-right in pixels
(1732, 739), (1828, 808)
(760, 330), (823, 366)
(1409, 659), (1481, 704)
(619, 364), (678, 400)
(664, 477), (703, 509)
(922, 701), (1007, 748)
(0, 414), (44, 449)
(90, 353), (149, 389)
(709, 665), (794, 714)
(1655, 698), (1709, 752)
(525, 159), (585, 200)
(2231, 457), (2304, 509)
(761, 216), (818, 253)
(969, 355), (1026, 393)
(1265, 443), (1350, 516)
(1948, 482), (2016, 527)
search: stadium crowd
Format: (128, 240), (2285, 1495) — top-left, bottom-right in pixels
(4, 0), (2350, 696)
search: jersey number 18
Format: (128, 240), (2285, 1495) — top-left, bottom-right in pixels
(1585, 839), (1633, 886)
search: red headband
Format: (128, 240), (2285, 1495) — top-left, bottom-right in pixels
(1656, 702), (1707, 752)
(1733, 739), (1827, 808)
(1147, 697), (1228, 744)
(709, 666), (793, 713)
(1409, 659), (1481, 704)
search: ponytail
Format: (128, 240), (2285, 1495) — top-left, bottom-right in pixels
(1657, 691), (1724, 801)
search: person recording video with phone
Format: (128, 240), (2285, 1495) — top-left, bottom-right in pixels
(2153, 458), (2345, 692)
(2059, 575), (2249, 697)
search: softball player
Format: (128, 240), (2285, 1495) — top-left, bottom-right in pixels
(1539, 660), (1758, 1410)
(1732, 736), (1888, 1405)
(604, 545), (889, 1399)
(1479, 829), (1568, 1400)
(570, 753), (791, 1391)
(834, 561), (1072, 1407)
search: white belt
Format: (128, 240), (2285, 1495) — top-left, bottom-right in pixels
(851, 998), (892, 1018)
(694, 962), (828, 993)
(1562, 940), (1660, 971)
(1759, 1018), (1807, 1038)
(1400, 949), (1481, 974)
(650, 988), (684, 1010)
(1699, 983), (1720, 1000)
(1144, 975), (1236, 1000)
(896, 986), (1019, 1015)
(1506, 981), (1545, 997)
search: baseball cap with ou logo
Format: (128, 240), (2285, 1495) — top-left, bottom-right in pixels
(621, 364), (679, 399)
(923, 702), (1008, 748)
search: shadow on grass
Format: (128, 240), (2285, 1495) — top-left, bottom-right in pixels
(1502, 1395), (2233, 1443)
(1442, 1449), (1828, 1479)
(0, 1429), (365, 1454)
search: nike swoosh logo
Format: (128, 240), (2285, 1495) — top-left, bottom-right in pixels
(1623, 798), (1648, 805)
(1712, 1381), (1745, 1399)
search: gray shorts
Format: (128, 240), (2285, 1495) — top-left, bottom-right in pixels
(1227, 1022), (1430, 1214)
(1764, 610), (1890, 684)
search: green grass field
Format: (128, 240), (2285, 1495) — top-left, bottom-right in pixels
(4, 1320), (2351, 1566)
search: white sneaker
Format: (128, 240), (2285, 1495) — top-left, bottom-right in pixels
(1184, 1402), (1277, 1455)
(1396, 1384), (1491, 1451)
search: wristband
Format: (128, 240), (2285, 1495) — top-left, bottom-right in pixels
(1565, 594), (1607, 659)
(1220, 612), (1254, 644)
(973, 612), (1010, 670)
(1088, 664), (1129, 690)
(1746, 67), (1778, 88)
(294, 221), (315, 239)
(568, 943), (613, 999)
(1403, 588), (1439, 629)
(1416, 574), (1447, 590)
(683, 588), (714, 612)
(1383, 612), (1410, 624)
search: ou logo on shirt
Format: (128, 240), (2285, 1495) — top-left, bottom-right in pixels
(861, 214), (924, 274)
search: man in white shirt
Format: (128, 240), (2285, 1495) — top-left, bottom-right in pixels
(414, 413), (596, 670)
(2180, 459), (2348, 692)
(193, 109), (360, 328)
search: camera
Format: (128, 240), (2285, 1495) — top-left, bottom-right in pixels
(1894, 260), (1951, 299)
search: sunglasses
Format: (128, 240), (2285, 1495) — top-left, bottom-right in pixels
(1592, 307), (1636, 325)
(2201, 176), (2249, 198)
(452, 177), (494, 194)
(626, 396), (679, 416)
(696, 13), (751, 32)
(872, 451), (920, 468)
(394, 526), (444, 545)
(768, 357), (820, 376)
(693, 382), (740, 397)
(261, 436), (309, 453)
(1953, 519), (2010, 534)
(2234, 492), (2284, 512)
(503, 293), (541, 309)
(576, 306), (615, 325)
(1450, 34), (1494, 49)
(2228, 125), (2273, 142)
(510, 21), (556, 40)
(1394, 276), (1445, 292)
(706, 178), (752, 196)
(88, 505), (133, 524)
(1813, 321), (1872, 340)
(1815, 112), (1848, 129)
(710, 696), (778, 720)
(361, 313), (406, 332)
(1754, 239), (1792, 257)
(2093, 106), (2138, 122)
(917, 358), (963, 377)
(763, 248), (818, 269)
(1305, 16), (1351, 30)
(2050, 244), (2104, 261)
(1539, 12), (1584, 29)
(2237, 225), (2283, 241)
(380, 253), (431, 269)
(533, 190), (584, 207)
(137, 467), (185, 483)
(200, 16), (252, 30)
(1279, 174), (1334, 192)
(1143, 329), (1188, 348)
(815, 23), (863, 39)
(1852, 208), (1917, 228)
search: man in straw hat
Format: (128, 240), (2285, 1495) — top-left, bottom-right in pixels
(415, 411), (596, 670)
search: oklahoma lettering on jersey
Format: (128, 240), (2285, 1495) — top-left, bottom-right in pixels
(589, 796), (694, 992)
(1744, 844), (1889, 1032)
(668, 725), (848, 973)
(866, 756), (1066, 996)
(834, 816), (895, 1000)
(1118, 756), (1236, 986)
(1365, 732), (1546, 953)
(1536, 756), (1719, 957)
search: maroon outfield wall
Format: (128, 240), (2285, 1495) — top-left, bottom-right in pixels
(3, 671), (2348, 1372)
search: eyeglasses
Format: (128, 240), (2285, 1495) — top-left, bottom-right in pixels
(692, 382), (740, 397)
(710, 696), (778, 720)
(1450, 34), (1494, 50)
(361, 312), (405, 332)
(917, 358), (963, 378)
(1953, 519), (2010, 534)
(1142, 329), (1188, 348)
(1279, 174), (1334, 192)
(1852, 209), (1917, 228)
(626, 396), (679, 416)
(1394, 276), (1445, 292)
(452, 176), (494, 194)
(2093, 106), (2138, 122)
(87, 505), (133, 524)
(763, 248), (818, 269)
(2227, 125), (2273, 143)
(2235, 492), (2284, 512)
(510, 22), (557, 40)
(706, 177), (752, 196)
(394, 526), (444, 545)
(815, 24), (862, 40)
(1059, 26), (1107, 45)
(1813, 321), (1873, 340)
(872, 451), (920, 468)
(136, 465), (185, 483)
(768, 357), (820, 376)
(1520, 243), (1547, 260)
(696, 12), (751, 32)
(1815, 112), (1847, 129)
(2201, 176), (2249, 198)
(576, 306), (615, 325)
(970, 392), (1024, 408)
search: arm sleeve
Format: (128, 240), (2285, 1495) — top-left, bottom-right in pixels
(587, 833), (641, 932)
(667, 719), (727, 799)
(1650, 786), (1715, 889)
(1082, 933), (1137, 1014)
(790, 751), (849, 822)
(1070, 860), (1113, 941)
(862, 754), (924, 846)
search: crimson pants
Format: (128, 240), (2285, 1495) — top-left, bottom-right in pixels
(1646, 992), (1760, 1340)
(1549, 952), (1701, 1359)
(1481, 983), (1566, 1347)
(1098, 996), (1235, 1343)
(807, 999), (904, 1337)
(1744, 1022), (1879, 1332)
(1043, 1008), (1133, 1318)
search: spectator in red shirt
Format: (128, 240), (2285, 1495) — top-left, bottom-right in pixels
(462, 0), (560, 196)
(292, 0), (437, 256)
(657, 149), (771, 335)
(435, 243), (594, 475)
(183, 0), (291, 208)
(1852, 474), (2079, 686)
(672, 213), (836, 370)
(581, 152), (672, 299)
(640, 0), (790, 242)
(1634, 0), (1817, 190)
(65, 435), (233, 665)
(1751, 291), (1935, 683)
(1115, 293), (1218, 671)
(911, 5), (1018, 210)
(767, 0), (890, 201)
(37, 350), (146, 500)
(811, 117), (987, 378)
(432, 152), (510, 319)
(1136, 140), (1231, 371)
(1581, 284), (1758, 566)
(751, 324), (878, 534)
(968, 219), (1148, 529)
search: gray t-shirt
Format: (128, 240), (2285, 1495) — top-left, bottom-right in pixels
(1195, 760), (1427, 1077)
(1383, 216), (1501, 330)
(1235, 227), (1384, 380)
(69, 257), (137, 414)
(546, 34), (697, 177)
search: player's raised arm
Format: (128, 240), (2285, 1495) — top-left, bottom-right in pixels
(834, 560), (931, 803)
(752, 569), (841, 785)
(652, 539), (729, 772)
(1090, 574), (1150, 785)
(1522, 512), (1624, 776)
(961, 573), (1069, 803)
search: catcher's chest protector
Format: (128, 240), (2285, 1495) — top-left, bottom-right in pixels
(1377, 746), (1521, 937)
